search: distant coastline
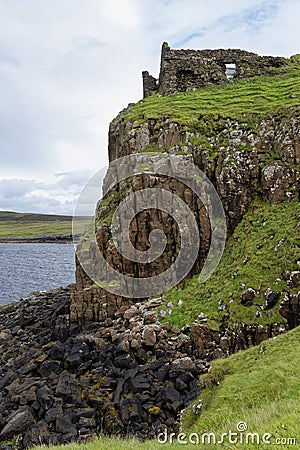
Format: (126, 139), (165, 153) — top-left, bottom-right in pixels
(0, 210), (88, 243)
(0, 234), (77, 244)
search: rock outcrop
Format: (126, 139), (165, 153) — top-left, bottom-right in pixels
(71, 107), (300, 324)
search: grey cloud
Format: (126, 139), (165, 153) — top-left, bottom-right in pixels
(73, 36), (107, 51)
(170, 0), (300, 56)
(218, 0), (281, 32)
(0, 179), (41, 199)
(53, 36), (108, 85)
(55, 171), (95, 190)
(0, 170), (94, 215)
(0, 51), (21, 68)
(143, 0), (265, 42)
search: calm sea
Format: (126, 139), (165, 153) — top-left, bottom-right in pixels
(0, 243), (75, 304)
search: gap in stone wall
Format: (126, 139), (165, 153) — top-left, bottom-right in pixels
(225, 63), (236, 79)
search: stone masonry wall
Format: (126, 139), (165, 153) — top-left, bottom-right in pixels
(143, 42), (290, 97)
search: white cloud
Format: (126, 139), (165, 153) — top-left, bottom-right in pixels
(102, 0), (141, 30)
(0, 0), (299, 213)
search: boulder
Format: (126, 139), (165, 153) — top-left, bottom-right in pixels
(37, 385), (53, 410)
(56, 416), (77, 435)
(265, 289), (281, 309)
(279, 292), (300, 329)
(288, 271), (300, 288)
(142, 326), (157, 346)
(0, 407), (34, 439)
(169, 357), (197, 378)
(56, 374), (80, 404)
(23, 420), (49, 448)
(143, 311), (158, 324)
(240, 288), (256, 307)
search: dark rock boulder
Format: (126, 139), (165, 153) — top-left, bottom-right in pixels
(0, 407), (34, 440)
(279, 292), (300, 329)
(240, 288), (256, 307)
(265, 289), (281, 309)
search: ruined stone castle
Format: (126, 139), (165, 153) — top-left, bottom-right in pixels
(143, 42), (290, 97)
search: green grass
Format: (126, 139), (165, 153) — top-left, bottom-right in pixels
(123, 72), (300, 127)
(32, 327), (300, 450)
(159, 198), (300, 331)
(33, 437), (164, 450)
(181, 325), (300, 449)
(0, 211), (73, 238)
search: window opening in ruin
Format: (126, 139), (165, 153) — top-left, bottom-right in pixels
(225, 63), (236, 79)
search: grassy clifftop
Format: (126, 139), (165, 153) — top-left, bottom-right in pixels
(124, 71), (300, 126)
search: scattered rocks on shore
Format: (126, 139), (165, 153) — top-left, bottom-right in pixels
(0, 282), (297, 448)
(0, 287), (211, 447)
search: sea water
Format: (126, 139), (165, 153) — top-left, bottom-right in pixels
(0, 243), (75, 304)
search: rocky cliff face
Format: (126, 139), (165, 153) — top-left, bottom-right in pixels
(71, 106), (299, 324)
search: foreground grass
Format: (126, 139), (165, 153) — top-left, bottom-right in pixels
(0, 212), (73, 238)
(182, 325), (300, 449)
(159, 198), (299, 331)
(34, 437), (163, 450)
(33, 327), (300, 450)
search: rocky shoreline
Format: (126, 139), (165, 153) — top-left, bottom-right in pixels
(0, 235), (78, 244)
(1, 283), (298, 448)
(0, 287), (211, 448)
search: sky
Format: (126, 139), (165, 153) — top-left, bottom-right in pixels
(1, 0), (300, 215)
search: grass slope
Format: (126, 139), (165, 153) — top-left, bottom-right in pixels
(33, 327), (300, 450)
(180, 327), (300, 449)
(182, 326), (300, 449)
(159, 198), (300, 331)
(0, 211), (73, 238)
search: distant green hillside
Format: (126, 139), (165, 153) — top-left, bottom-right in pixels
(0, 211), (73, 239)
(0, 211), (72, 221)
